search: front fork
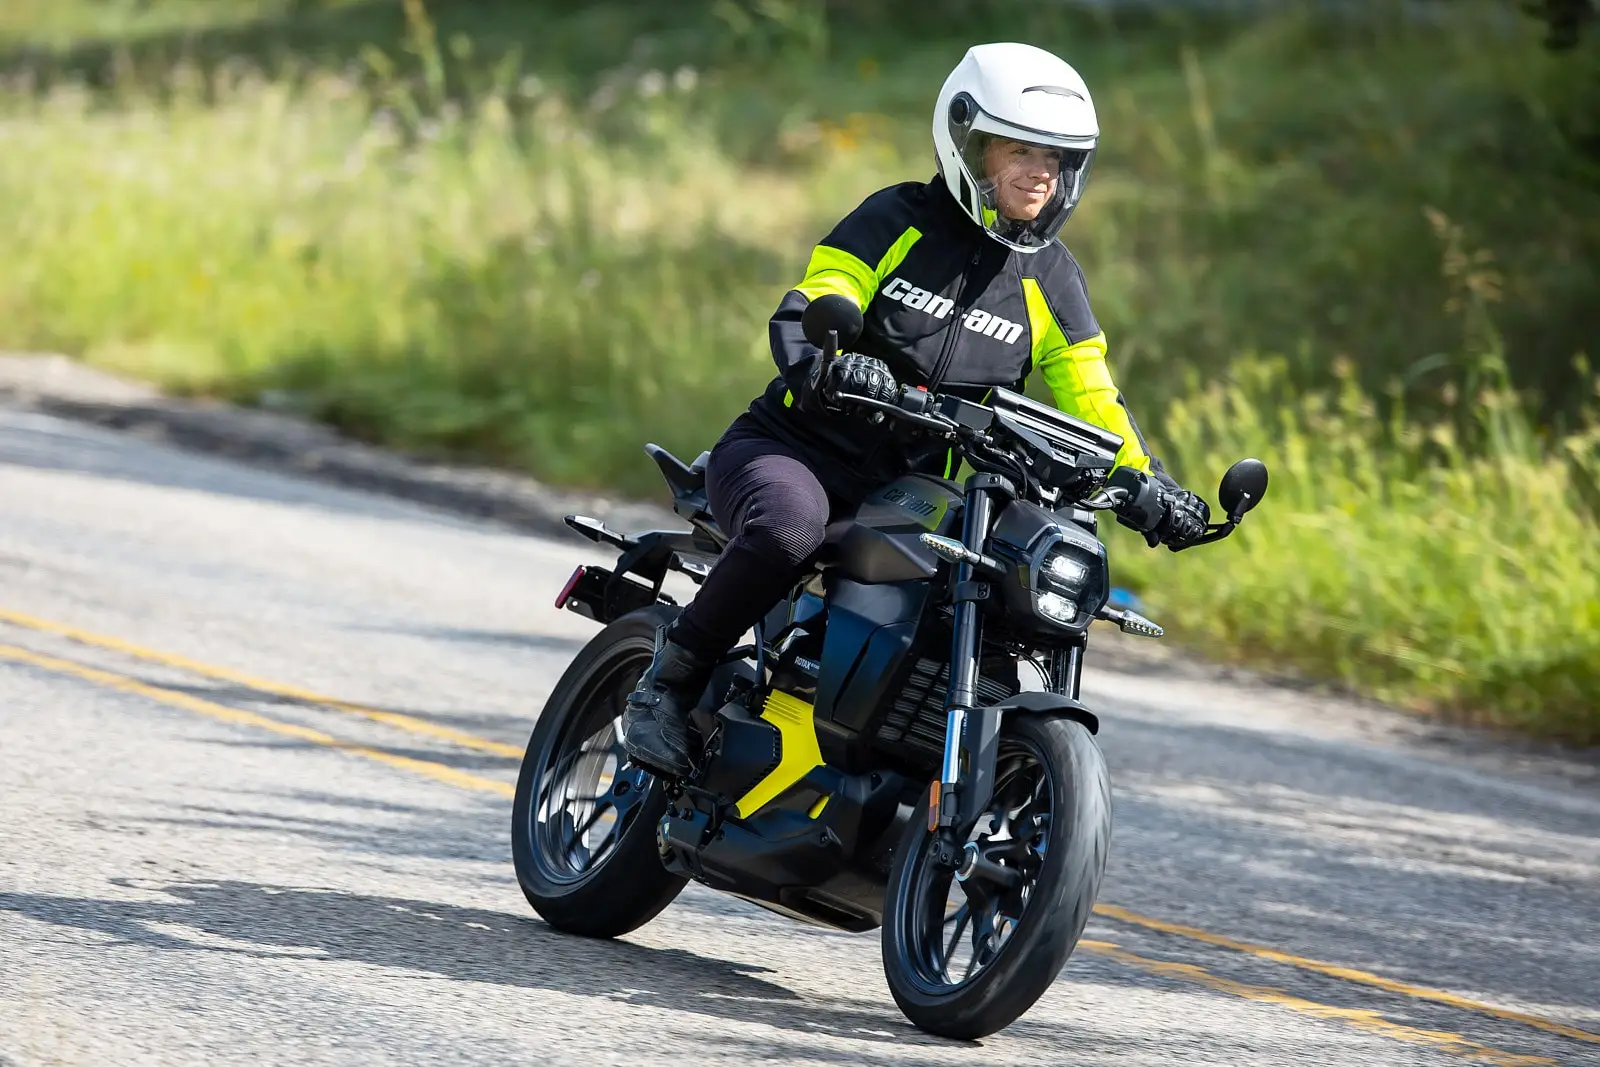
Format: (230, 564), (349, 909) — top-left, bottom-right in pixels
(932, 475), (1085, 854)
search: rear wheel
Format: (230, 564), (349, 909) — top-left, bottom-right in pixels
(881, 714), (1111, 1039)
(511, 604), (688, 938)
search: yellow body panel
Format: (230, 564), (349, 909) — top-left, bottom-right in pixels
(733, 689), (826, 819)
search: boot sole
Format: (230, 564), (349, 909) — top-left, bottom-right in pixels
(621, 731), (694, 779)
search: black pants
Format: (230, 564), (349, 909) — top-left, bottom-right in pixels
(671, 416), (853, 658)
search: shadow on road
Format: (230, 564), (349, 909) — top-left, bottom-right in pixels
(0, 879), (971, 1049)
(342, 622), (592, 656)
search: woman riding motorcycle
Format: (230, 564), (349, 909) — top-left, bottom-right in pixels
(621, 42), (1210, 777)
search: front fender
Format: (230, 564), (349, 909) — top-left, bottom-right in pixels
(992, 690), (1099, 735)
(954, 690), (1099, 828)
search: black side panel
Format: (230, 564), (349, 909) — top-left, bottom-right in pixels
(813, 577), (932, 737)
(830, 475), (964, 585)
(695, 703), (783, 801)
(657, 763), (916, 933)
(762, 588), (825, 643)
(829, 524), (939, 584)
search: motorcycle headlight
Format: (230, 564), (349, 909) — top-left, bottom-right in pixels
(1036, 591), (1077, 624)
(1042, 551), (1091, 594)
(1031, 547), (1102, 628)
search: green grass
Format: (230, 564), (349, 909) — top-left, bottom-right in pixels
(1109, 352), (1600, 744)
(0, 0), (1596, 742)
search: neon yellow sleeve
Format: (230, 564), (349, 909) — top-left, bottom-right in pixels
(1022, 278), (1152, 474)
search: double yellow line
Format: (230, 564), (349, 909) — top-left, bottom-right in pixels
(0, 605), (1592, 1063)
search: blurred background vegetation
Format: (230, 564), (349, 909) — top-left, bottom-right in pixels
(0, 0), (1595, 743)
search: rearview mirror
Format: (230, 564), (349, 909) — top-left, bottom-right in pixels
(801, 293), (864, 352)
(1218, 458), (1269, 520)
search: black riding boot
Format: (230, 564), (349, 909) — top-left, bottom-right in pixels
(621, 624), (716, 778)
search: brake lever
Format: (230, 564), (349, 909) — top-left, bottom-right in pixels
(1082, 486), (1130, 511)
(832, 391), (958, 436)
(1168, 519), (1237, 551)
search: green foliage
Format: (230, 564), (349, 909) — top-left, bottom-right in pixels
(1110, 352), (1600, 744)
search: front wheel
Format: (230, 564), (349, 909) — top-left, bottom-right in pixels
(511, 604), (688, 938)
(881, 714), (1112, 1040)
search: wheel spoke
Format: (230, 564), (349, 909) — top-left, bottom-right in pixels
(565, 798), (608, 846)
(965, 905), (1001, 981)
(525, 649), (662, 884)
(582, 814), (624, 863)
(941, 902), (970, 980)
(609, 778), (645, 824)
(898, 731), (1060, 993)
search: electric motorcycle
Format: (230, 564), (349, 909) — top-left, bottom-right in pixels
(511, 294), (1269, 1039)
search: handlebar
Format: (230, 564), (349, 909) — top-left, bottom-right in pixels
(828, 382), (1256, 552)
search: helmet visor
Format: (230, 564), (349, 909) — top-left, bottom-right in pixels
(949, 107), (1095, 250)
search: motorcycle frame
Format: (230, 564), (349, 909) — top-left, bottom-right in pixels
(557, 473), (1103, 856)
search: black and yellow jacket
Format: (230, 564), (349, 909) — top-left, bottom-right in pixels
(743, 176), (1167, 501)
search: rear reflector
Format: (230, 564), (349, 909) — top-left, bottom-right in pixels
(554, 565), (586, 609)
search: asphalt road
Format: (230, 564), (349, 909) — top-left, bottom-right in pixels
(1, 406), (1596, 1067)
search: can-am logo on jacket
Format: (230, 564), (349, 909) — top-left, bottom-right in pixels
(882, 276), (1024, 346)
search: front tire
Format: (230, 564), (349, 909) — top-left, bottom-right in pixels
(881, 714), (1111, 1039)
(511, 604), (688, 938)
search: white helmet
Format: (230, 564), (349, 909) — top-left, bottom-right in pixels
(933, 43), (1099, 253)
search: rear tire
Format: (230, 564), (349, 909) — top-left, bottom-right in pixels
(881, 714), (1111, 1039)
(511, 604), (688, 938)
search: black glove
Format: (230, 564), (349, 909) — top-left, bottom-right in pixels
(1107, 467), (1210, 550)
(819, 353), (897, 410)
(1153, 487), (1210, 549)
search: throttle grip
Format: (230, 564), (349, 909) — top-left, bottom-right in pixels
(1105, 467), (1167, 535)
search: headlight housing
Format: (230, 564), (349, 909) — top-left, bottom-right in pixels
(1035, 590), (1077, 624)
(1030, 546), (1102, 628)
(987, 500), (1112, 635)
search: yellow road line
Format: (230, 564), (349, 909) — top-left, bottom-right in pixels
(0, 605), (1592, 1053)
(0, 607), (526, 759)
(0, 642), (514, 799)
(1077, 940), (1557, 1067)
(1093, 904), (1600, 1046)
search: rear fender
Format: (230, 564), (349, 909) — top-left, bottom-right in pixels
(556, 514), (718, 625)
(553, 563), (668, 626)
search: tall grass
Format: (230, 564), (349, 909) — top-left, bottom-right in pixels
(0, 1), (1596, 740)
(1110, 204), (1600, 744)
(0, 54), (895, 488)
(1111, 350), (1600, 743)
